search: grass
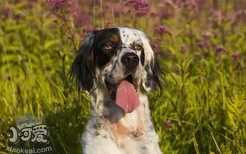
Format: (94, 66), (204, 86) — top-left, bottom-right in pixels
(0, 0), (246, 153)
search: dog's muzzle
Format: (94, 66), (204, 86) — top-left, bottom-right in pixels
(121, 53), (139, 70)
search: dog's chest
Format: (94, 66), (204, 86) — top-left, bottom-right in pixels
(110, 105), (147, 150)
(112, 109), (144, 136)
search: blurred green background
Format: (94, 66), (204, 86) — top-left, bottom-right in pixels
(0, 0), (246, 153)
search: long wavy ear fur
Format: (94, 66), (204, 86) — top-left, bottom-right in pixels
(138, 30), (163, 92)
(144, 57), (163, 91)
(150, 57), (163, 90)
(70, 33), (96, 92)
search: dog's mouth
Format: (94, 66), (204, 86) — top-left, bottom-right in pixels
(105, 75), (135, 100)
(105, 75), (140, 113)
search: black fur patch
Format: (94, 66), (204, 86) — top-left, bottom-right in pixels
(69, 28), (122, 92)
(140, 49), (145, 65)
(145, 57), (163, 90)
(94, 131), (100, 136)
(93, 28), (122, 67)
(69, 33), (96, 92)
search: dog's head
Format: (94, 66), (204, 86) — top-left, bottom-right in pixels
(70, 27), (162, 112)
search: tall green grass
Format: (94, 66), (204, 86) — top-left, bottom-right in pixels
(0, 0), (245, 153)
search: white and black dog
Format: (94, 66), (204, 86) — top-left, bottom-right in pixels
(70, 27), (163, 154)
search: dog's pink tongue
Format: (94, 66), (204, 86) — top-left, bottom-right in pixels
(116, 81), (140, 113)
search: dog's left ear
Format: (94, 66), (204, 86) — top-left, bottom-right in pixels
(70, 33), (96, 92)
(143, 57), (163, 91)
(138, 31), (163, 92)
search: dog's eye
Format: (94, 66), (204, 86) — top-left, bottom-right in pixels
(133, 44), (143, 50)
(103, 44), (113, 50)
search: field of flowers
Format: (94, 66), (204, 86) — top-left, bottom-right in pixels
(0, 0), (246, 153)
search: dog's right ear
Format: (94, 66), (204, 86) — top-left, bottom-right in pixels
(70, 33), (96, 92)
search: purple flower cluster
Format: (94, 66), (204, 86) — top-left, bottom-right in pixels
(125, 0), (150, 16)
(231, 52), (239, 60)
(197, 39), (208, 48)
(73, 8), (91, 27)
(235, 10), (246, 22)
(0, 4), (12, 18)
(49, 0), (75, 13)
(180, 45), (187, 53)
(154, 25), (172, 35)
(215, 45), (226, 53)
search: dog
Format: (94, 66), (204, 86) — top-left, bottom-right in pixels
(70, 27), (163, 154)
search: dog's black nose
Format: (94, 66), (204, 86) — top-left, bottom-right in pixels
(121, 53), (139, 69)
